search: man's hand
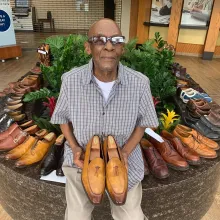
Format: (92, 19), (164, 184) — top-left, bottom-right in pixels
(121, 149), (128, 172)
(72, 146), (84, 169)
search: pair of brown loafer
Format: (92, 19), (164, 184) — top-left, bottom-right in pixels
(186, 99), (210, 119)
(82, 135), (128, 206)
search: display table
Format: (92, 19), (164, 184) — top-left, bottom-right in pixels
(0, 146), (220, 220)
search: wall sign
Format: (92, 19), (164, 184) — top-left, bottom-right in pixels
(0, 9), (10, 32)
(0, 4), (16, 47)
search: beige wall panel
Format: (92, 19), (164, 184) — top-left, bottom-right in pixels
(149, 26), (168, 41)
(178, 29), (207, 45)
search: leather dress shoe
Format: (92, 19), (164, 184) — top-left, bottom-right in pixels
(200, 116), (220, 133)
(176, 124), (219, 150)
(140, 138), (169, 179)
(0, 126), (28, 151)
(103, 136), (128, 206)
(56, 154), (64, 176)
(181, 110), (199, 127)
(0, 114), (14, 134)
(191, 120), (220, 141)
(149, 137), (189, 171)
(41, 134), (65, 176)
(173, 126), (217, 158)
(161, 130), (201, 165)
(0, 123), (18, 141)
(206, 111), (220, 127)
(15, 132), (56, 167)
(82, 136), (105, 205)
(5, 136), (38, 160)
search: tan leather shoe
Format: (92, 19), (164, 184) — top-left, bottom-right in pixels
(6, 99), (22, 106)
(5, 136), (38, 160)
(20, 120), (34, 128)
(82, 136), (105, 205)
(11, 114), (26, 122)
(15, 132), (56, 167)
(7, 111), (21, 117)
(173, 127), (217, 159)
(103, 136), (128, 206)
(176, 124), (219, 150)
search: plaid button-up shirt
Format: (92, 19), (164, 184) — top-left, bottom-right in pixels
(51, 59), (158, 190)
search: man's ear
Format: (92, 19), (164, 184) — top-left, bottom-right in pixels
(84, 42), (92, 55)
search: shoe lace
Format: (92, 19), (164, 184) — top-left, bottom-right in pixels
(94, 166), (100, 177)
(113, 166), (119, 176)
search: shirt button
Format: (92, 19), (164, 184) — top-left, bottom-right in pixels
(103, 112), (105, 115)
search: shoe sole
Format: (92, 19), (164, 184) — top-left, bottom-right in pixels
(199, 154), (218, 159)
(151, 171), (170, 179)
(187, 160), (201, 166)
(167, 163), (189, 171)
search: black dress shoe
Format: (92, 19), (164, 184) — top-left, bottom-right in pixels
(192, 119), (220, 141)
(181, 110), (199, 127)
(40, 142), (64, 176)
(56, 154), (64, 176)
(0, 113), (14, 133)
(200, 116), (220, 133)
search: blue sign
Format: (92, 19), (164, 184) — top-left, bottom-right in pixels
(0, 10), (11, 32)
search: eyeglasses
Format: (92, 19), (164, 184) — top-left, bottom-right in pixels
(88, 36), (125, 46)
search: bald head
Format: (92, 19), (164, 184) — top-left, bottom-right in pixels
(88, 18), (122, 38)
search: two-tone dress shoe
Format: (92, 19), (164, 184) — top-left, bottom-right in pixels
(140, 138), (169, 179)
(173, 125), (217, 158)
(41, 134), (65, 176)
(149, 137), (189, 171)
(82, 136), (105, 205)
(103, 136), (128, 206)
(161, 130), (201, 165)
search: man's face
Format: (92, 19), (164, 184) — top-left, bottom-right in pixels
(85, 20), (124, 73)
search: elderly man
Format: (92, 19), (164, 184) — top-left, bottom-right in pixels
(51, 18), (158, 220)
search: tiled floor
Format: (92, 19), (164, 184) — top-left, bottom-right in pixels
(0, 52), (220, 219)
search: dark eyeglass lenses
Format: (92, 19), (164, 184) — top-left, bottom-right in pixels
(89, 36), (125, 45)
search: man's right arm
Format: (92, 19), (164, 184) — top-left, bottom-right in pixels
(60, 123), (84, 168)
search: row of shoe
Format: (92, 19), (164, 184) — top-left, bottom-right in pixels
(0, 74), (40, 98)
(182, 99), (220, 141)
(140, 124), (219, 179)
(82, 135), (128, 206)
(0, 122), (57, 168)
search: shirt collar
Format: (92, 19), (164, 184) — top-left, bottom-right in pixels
(82, 59), (128, 86)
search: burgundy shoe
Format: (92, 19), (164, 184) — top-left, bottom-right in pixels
(0, 127), (28, 151)
(140, 138), (169, 179)
(161, 130), (201, 166)
(0, 123), (19, 141)
(149, 137), (189, 171)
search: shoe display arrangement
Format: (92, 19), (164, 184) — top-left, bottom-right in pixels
(82, 136), (105, 205)
(140, 138), (169, 179)
(40, 134), (65, 176)
(103, 136), (128, 206)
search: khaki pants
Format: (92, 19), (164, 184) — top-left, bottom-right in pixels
(63, 166), (148, 220)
